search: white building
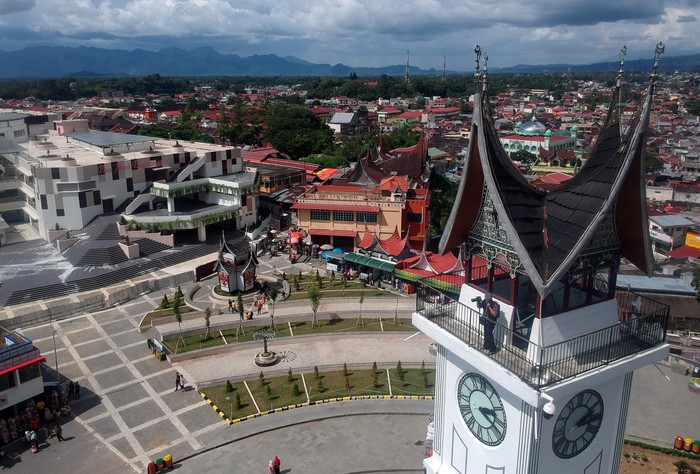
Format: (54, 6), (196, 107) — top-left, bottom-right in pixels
(0, 115), (258, 242)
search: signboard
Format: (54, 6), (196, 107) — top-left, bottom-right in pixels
(686, 231), (700, 249)
(218, 271), (230, 292)
(326, 262), (338, 272)
(222, 252), (237, 265)
(649, 229), (672, 243)
(243, 269), (256, 291)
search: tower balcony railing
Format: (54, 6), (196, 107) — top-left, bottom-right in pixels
(415, 277), (670, 389)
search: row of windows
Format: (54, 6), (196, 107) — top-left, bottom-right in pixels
(309, 209), (379, 223)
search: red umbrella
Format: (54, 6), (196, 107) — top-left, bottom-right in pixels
(290, 231), (303, 239)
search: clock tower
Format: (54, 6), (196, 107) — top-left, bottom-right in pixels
(414, 43), (670, 474)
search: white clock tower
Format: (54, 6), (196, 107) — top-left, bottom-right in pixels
(414, 43), (669, 474)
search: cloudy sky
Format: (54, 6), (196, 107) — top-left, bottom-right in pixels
(0, 0), (697, 70)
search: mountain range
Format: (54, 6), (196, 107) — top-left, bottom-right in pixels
(0, 46), (699, 78)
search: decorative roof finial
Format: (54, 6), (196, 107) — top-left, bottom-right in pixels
(618, 45), (627, 76)
(474, 44), (482, 83)
(651, 41), (665, 81)
(483, 53), (489, 90)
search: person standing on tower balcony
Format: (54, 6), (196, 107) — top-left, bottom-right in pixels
(481, 293), (500, 354)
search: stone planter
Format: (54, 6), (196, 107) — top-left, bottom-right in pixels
(119, 241), (140, 260)
(254, 351), (279, 367)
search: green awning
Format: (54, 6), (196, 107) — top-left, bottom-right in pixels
(345, 253), (395, 272)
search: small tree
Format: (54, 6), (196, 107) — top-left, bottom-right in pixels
(345, 377), (351, 392)
(225, 380), (234, 393)
(292, 273), (300, 291)
(175, 285), (184, 298)
(396, 361), (403, 373)
(423, 373), (429, 388)
(269, 287), (279, 330)
(343, 363), (348, 376)
(237, 293), (244, 320)
(316, 378), (324, 392)
(173, 300), (186, 353)
(373, 373), (379, 388)
(204, 307), (212, 340)
(259, 371), (265, 386)
(308, 285), (321, 328)
(159, 294), (170, 310)
(313, 365), (320, 379)
(356, 291), (365, 327)
(421, 360), (426, 373)
(287, 367), (294, 382)
(293, 383), (301, 397)
(235, 391), (241, 409)
(266, 384), (272, 399)
(372, 361), (377, 372)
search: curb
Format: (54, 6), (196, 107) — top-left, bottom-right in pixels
(198, 390), (434, 426)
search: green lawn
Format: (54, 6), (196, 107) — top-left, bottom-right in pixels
(163, 317), (416, 354)
(389, 368), (435, 396)
(204, 381), (258, 419)
(201, 367), (436, 420)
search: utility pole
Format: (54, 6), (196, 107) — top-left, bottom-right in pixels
(405, 49), (411, 85)
(443, 54), (446, 83)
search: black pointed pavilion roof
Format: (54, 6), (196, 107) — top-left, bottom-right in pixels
(440, 53), (657, 298)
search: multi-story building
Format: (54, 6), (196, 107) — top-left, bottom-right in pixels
(0, 116), (258, 242)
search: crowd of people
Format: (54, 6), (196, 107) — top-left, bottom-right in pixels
(0, 382), (75, 456)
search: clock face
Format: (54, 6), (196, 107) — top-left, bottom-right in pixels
(457, 373), (507, 447)
(552, 389), (604, 459)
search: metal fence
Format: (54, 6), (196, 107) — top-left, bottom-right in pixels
(415, 279), (670, 389)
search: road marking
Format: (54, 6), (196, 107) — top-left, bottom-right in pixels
(220, 330), (228, 345)
(244, 380), (260, 414)
(288, 321), (294, 336)
(300, 373), (310, 403)
(387, 368), (392, 396)
(404, 332), (421, 341)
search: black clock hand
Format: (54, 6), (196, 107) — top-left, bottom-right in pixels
(574, 410), (592, 429)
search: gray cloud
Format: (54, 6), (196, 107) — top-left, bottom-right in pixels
(677, 14), (698, 21)
(0, 0), (35, 15)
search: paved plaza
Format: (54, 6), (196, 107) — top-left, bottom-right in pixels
(0, 247), (695, 473)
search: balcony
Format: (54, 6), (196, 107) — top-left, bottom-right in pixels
(415, 278), (670, 389)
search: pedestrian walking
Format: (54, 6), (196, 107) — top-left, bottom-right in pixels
(228, 299), (233, 314)
(55, 424), (63, 442)
(74, 382), (81, 400)
(175, 373), (180, 391)
(179, 375), (186, 391)
(273, 455), (281, 474)
(68, 381), (74, 400)
(257, 300), (262, 315)
(268, 460), (275, 474)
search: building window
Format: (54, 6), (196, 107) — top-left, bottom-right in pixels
(310, 210), (331, 221)
(242, 194), (247, 207)
(407, 213), (423, 223)
(40, 195), (48, 210)
(93, 190), (101, 204)
(78, 192), (87, 209)
(333, 210), (354, 222)
(57, 208), (65, 216)
(126, 178), (134, 193)
(356, 212), (377, 223)
(0, 373), (15, 391)
(111, 162), (119, 180)
(13, 130), (25, 138)
(18, 363), (41, 383)
(51, 168), (60, 179)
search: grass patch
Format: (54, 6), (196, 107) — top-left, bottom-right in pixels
(308, 368), (389, 401)
(162, 317), (417, 354)
(389, 368), (435, 396)
(284, 278), (390, 300)
(203, 381), (257, 419)
(248, 373), (308, 412)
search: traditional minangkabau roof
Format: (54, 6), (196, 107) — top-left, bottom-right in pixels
(439, 43), (663, 298)
(339, 150), (386, 185)
(358, 225), (379, 249)
(214, 233), (257, 273)
(359, 226), (415, 260)
(375, 131), (427, 178)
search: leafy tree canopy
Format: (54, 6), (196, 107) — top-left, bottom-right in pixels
(264, 104), (333, 159)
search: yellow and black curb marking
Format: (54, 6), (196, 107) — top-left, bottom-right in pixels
(199, 390), (433, 426)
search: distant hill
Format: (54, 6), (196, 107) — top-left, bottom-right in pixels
(0, 46), (698, 78)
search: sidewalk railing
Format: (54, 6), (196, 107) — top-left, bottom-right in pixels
(415, 279), (670, 389)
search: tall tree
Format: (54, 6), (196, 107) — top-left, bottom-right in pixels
(308, 285), (321, 328)
(264, 104), (333, 159)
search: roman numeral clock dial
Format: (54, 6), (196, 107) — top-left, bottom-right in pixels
(457, 373), (507, 447)
(551, 389), (604, 459)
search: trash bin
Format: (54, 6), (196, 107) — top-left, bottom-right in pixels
(692, 366), (700, 378)
(684, 438), (693, 451)
(147, 462), (156, 474)
(147, 339), (153, 349)
(693, 440), (700, 454)
(675, 436), (685, 449)
(163, 454), (173, 468)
